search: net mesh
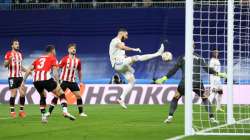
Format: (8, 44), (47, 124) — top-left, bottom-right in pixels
(192, 0), (250, 135)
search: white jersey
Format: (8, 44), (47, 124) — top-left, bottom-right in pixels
(109, 37), (126, 67)
(209, 58), (221, 87)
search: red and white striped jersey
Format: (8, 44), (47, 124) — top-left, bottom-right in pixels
(4, 50), (23, 78)
(59, 55), (81, 82)
(32, 55), (58, 82)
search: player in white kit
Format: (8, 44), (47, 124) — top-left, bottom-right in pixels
(109, 28), (164, 109)
(209, 49), (224, 112)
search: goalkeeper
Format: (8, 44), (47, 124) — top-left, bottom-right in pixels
(155, 44), (227, 124)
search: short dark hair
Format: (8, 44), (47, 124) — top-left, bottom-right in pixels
(67, 43), (77, 49)
(118, 27), (127, 33)
(45, 45), (55, 53)
(11, 39), (19, 46)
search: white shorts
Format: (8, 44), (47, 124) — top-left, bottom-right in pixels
(113, 57), (135, 80)
(210, 81), (223, 92)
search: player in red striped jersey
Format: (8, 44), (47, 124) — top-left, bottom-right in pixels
(46, 43), (87, 117)
(4, 39), (27, 119)
(21, 45), (76, 123)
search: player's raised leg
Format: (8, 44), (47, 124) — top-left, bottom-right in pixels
(52, 84), (76, 121)
(133, 43), (164, 62)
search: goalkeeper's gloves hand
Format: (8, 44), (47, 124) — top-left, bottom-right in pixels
(155, 76), (168, 84)
(132, 48), (142, 53)
(217, 72), (227, 79)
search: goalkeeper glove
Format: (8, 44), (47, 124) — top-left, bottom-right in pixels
(155, 76), (168, 84)
(217, 72), (227, 79)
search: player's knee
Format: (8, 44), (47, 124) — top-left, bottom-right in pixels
(54, 85), (63, 96)
(74, 93), (81, 99)
(19, 90), (26, 97)
(131, 56), (138, 63)
(172, 97), (179, 102)
(174, 91), (181, 99)
(10, 89), (17, 96)
(127, 76), (135, 84)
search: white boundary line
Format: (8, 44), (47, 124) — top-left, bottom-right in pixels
(166, 135), (187, 140)
(0, 117), (11, 120)
(196, 118), (250, 134)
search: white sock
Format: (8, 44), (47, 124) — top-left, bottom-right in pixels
(62, 107), (68, 113)
(209, 91), (216, 103)
(137, 53), (160, 62)
(120, 82), (134, 101)
(216, 93), (222, 109)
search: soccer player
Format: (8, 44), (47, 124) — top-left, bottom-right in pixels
(21, 45), (76, 123)
(109, 28), (164, 109)
(155, 44), (227, 124)
(46, 43), (87, 117)
(209, 49), (224, 112)
(4, 39), (27, 118)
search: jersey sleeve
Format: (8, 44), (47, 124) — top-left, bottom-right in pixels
(58, 57), (66, 68)
(4, 52), (10, 61)
(51, 56), (58, 67)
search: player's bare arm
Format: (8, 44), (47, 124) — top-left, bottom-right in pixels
(116, 42), (141, 52)
(21, 65), (28, 73)
(53, 66), (59, 82)
(23, 65), (34, 83)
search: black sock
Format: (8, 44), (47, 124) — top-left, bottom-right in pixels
(59, 94), (67, 108)
(202, 98), (214, 118)
(40, 96), (46, 114)
(19, 96), (25, 111)
(10, 97), (15, 112)
(169, 98), (179, 116)
(49, 97), (58, 114)
(77, 98), (83, 114)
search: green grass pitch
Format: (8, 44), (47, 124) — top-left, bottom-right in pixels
(0, 104), (249, 140)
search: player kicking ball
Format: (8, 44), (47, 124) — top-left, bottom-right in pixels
(21, 45), (76, 123)
(209, 49), (224, 112)
(109, 28), (165, 109)
(46, 43), (87, 117)
(155, 44), (227, 124)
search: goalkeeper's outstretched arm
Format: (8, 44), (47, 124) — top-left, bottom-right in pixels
(155, 56), (183, 84)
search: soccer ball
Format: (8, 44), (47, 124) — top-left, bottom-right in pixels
(161, 51), (173, 61)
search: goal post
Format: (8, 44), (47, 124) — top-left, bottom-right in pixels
(185, 0), (194, 136)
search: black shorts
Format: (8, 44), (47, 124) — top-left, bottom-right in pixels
(8, 77), (23, 89)
(177, 82), (206, 98)
(60, 81), (80, 92)
(33, 78), (57, 94)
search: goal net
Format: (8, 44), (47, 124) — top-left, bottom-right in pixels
(186, 0), (250, 135)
